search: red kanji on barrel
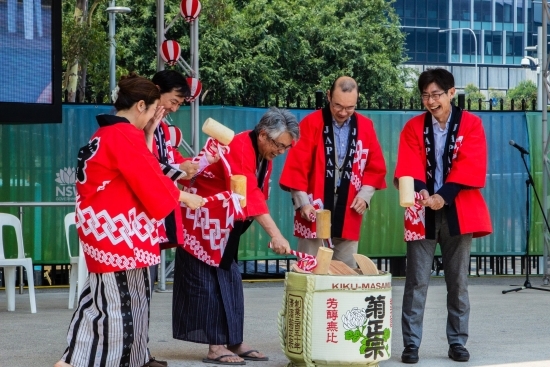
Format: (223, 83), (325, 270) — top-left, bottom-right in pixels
(160, 40), (181, 66)
(180, 0), (202, 22)
(186, 77), (202, 102)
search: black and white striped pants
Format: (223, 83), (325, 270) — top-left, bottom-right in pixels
(60, 268), (151, 367)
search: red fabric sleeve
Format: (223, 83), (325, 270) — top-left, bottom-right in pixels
(225, 133), (269, 217)
(394, 115), (427, 183)
(360, 118), (387, 189)
(456, 189), (492, 237)
(446, 113), (487, 188)
(279, 112), (320, 192)
(111, 125), (181, 220)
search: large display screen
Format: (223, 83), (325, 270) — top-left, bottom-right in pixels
(0, 0), (61, 123)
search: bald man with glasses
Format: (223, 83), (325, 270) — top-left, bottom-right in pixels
(280, 76), (387, 268)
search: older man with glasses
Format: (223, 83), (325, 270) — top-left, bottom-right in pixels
(173, 107), (299, 365)
(394, 67), (492, 364)
(280, 76), (387, 268)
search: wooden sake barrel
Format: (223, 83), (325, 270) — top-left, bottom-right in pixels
(279, 271), (392, 367)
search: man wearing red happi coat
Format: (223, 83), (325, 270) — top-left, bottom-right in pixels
(279, 76), (387, 268)
(147, 70), (200, 249)
(395, 68), (492, 364)
(172, 108), (299, 365)
(142, 70), (203, 367)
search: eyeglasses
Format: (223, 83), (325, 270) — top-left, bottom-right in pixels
(421, 91), (447, 101)
(330, 101), (356, 112)
(267, 136), (293, 151)
(168, 99), (184, 108)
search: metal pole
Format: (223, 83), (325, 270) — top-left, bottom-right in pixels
(156, 0), (165, 72)
(538, 71), (543, 112)
(108, 0), (116, 99)
(542, 0), (549, 284)
(465, 28), (478, 87)
(439, 28), (478, 86)
(192, 19), (200, 156)
(18, 206), (23, 294)
(458, 30), (463, 64)
(538, 26), (543, 112)
(156, 0), (166, 292)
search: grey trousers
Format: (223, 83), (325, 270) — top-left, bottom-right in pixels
(149, 264), (158, 292)
(401, 210), (473, 348)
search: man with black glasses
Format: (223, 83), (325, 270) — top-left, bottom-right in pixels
(394, 68), (492, 363)
(280, 76), (387, 268)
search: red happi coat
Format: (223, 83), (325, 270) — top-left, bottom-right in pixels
(181, 131), (270, 266)
(76, 115), (181, 273)
(279, 108), (387, 241)
(153, 119), (190, 247)
(394, 110), (492, 240)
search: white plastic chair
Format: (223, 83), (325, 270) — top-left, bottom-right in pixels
(0, 213), (37, 313)
(65, 212), (88, 309)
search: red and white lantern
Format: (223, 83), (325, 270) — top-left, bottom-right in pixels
(180, 0), (202, 23)
(168, 125), (184, 147)
(160, 40), (181, 66)
(186, 77), (202, 102)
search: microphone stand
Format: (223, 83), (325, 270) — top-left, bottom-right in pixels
(503, 151), (550, 293)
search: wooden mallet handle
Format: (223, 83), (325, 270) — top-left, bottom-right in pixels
(315, 209), (331, 239)
(312, 247), (333, 275)
(230, 175), (246, 208)
(399, 176), (415, 207)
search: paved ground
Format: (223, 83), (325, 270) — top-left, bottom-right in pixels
(1, 275), (549, 367)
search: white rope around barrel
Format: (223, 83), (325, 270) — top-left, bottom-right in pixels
(303, 276), (315, 367)
(278, 276), (289, 361)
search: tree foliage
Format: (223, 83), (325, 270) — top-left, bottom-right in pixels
(464, 83), (485, 108)
(66, 0), (410, 103)
(62, 0), (110, 101)
(507, 80), (537, 103)
(193, 0), (410, 103)
(462, 80), (537, 110)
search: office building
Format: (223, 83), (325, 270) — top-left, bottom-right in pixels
(392, 0), (541, 94)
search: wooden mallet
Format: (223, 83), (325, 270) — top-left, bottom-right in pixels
(312, 209), (333, 275)
(230, 175), (246, 208)
(398, 176), (415, 207)
(202, 118), (235, 145)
